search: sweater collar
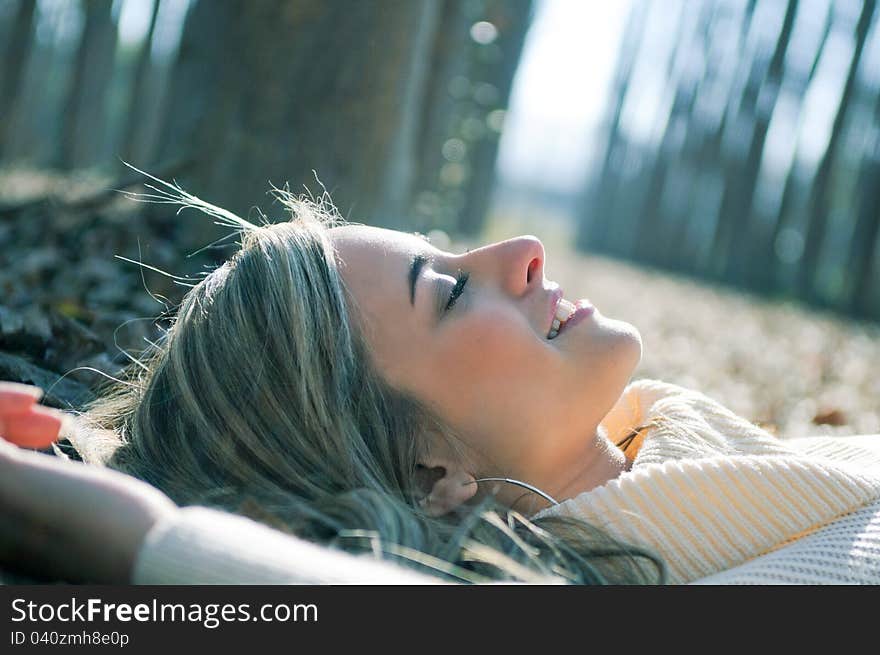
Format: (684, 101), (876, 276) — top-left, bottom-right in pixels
(532, 378), (880, 583)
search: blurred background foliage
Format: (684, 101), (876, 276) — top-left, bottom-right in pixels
(574, 0), (880, 320)
(0, 0), (530, 235)
(0, 0), (877, 437)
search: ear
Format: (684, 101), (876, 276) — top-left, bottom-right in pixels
(416, 455), (478, 518)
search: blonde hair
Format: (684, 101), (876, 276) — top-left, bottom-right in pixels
(76, 172), (666, 584)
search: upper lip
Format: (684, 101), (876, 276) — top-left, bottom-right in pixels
(545, 286), (563, 337)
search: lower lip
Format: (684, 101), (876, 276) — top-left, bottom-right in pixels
(557, 300), (595, 336)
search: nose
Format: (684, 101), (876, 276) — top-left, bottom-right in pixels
(466, 235), (545, 297)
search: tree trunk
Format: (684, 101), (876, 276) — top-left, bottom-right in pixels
(749, 3), (832, 293)
(846, 84), (880, 319)
(632, 1), (710, 266)
(408, 0), (471, 233)
(719, 0), (798, 286)
(797, 0), (875, 302)
(158, 0), (442, 235)
(57, 0), (118, 170)
(574, 1), (649, 254)
(120, 0), (161, 165)
(0, 0), (37, 162)
(706, 0), (789, 282)
(660, 1), (757, 276)
(456, 0), (533, 238)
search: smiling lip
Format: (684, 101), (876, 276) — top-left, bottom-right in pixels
(555, 300), (595, 336)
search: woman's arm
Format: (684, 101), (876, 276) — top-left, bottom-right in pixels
(0, 382), (439, 585)
(0, 440), (177, 583)
(0, 381), (176, 583)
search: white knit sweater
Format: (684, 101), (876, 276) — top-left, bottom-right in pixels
(533, 378), (880, 584)
(131, 378), (880, 585)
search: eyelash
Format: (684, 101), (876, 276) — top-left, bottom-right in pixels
(445, 269), (469, 312)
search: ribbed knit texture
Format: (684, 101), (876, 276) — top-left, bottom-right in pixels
(533, 378), (880, 584)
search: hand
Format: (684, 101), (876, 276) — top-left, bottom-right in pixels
(0, 383), (177, 583)
(0, 381), (66, 449)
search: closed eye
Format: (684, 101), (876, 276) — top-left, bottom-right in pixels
(445, 270), (469, 312)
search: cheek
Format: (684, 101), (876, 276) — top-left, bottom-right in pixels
(440, 313), (551, 386)
(432, 316), (559, 458)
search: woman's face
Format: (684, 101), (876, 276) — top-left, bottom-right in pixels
(330, 225), (642, 503)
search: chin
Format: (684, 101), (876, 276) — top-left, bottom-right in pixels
(600, 313), (642, 351)
(629, 324), (643, 365)
(602, 316), (643, 377)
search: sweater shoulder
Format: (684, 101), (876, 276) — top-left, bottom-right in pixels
(787, 434), (880, 472)
(602, 378), (731, 441)
(132, 506), (441, 585)
(626, 378), (741, 415)
(614, 378), (796, 466)
(623, 378), (717, 418)
(601, 378), (694, 444)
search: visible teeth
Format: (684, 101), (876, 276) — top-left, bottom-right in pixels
(547, 299), (578, 339)
(548, 299), (577, 339)
(555, 299), (577, 321)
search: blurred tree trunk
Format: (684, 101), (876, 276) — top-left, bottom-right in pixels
(633, 1), (712, 266)
(57, 0), (118, 170)
(707, 0), (792, 282)
(409, 0), (472, 233)
(719, 0), (798, 287)
(847, 86), (880, 318)
(750, 4), (832, 294)
(154, 0), (230, 170)
(797, 0), (875, 302)
(456, 0), (533, 238)
(158, 0), (442, 240)
(120, 0), (161, 165)
(575, 2), (649, 254)
(408, 0), (533, 238)
(664, 0), (758, 277)
(0, 0), (36, 162)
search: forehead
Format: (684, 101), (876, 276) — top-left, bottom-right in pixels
(329, 224), (429, 255)
(328, 223), (433, 307)
(329, 225), (435, 283)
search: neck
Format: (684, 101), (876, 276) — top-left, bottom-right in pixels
(524, 428), (629, 516)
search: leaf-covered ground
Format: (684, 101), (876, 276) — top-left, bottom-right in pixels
(0, 168), (233, 410)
